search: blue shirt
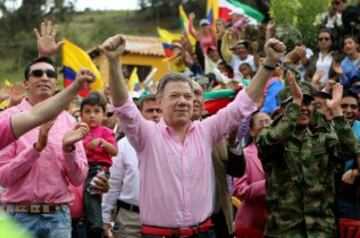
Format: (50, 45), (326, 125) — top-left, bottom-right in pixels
(261, 79), (284, 115)
(340, 57), (360, 89)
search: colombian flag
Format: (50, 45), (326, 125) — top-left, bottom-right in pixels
(179, 5), (197, 46)
(207, 0), (219, 27)
(128, 67), (141, 92)
(62, 39), (104, 97)
(157, 27), (182, 57)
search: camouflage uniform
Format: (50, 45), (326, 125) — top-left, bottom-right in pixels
(256, 102), (359, 238)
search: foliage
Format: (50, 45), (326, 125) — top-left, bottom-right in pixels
(138, 0), (206, 28)
(0, 0), (75, 62)
(269, 0), (331, 49)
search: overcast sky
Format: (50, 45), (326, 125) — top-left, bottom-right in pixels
(74, 0), (139, 11)
(5, 0), (139, 11)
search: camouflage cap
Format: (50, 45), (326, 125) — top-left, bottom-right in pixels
(278, 81), (315, 104)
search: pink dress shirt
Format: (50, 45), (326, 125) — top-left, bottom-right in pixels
(83, 126), (116, 167)
(234, 143), (266, 230)
(113, 89), (257, 227)
(0, 99), (88, 204)
(69, 184), (84, 219)
(0, 116), (15, 150)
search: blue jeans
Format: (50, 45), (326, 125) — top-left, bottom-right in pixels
(8, 205), (71, 238)
(141, 229), (216, 238)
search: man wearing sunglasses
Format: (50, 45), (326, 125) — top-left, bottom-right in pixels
(256, 71), (359, 237)
(0, 22), (90, 238)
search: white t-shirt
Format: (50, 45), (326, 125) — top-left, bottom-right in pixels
(316, 52), (333, 84)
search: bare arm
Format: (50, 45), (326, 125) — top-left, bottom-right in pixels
(102, 35), (128, 107)
(246, 38), (286, 102)
(11, 69), (95, 138)
(220, 31), (233, 63)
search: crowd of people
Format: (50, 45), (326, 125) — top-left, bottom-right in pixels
(0, 0), (360, 238)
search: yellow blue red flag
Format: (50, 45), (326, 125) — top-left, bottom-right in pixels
(157, 27), (182, 57)
(128, 67), (141, 92)
(62, 39), (104, 97)
(179, 5), (197, 46)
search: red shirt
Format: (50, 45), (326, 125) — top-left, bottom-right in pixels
(83, 126), (116, 167)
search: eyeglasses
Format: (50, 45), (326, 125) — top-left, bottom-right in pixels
(318, 37), (330, 42)
(341, 103), (358, 110)
(106, 112), (114, 117)
(29, 69), (57, 79)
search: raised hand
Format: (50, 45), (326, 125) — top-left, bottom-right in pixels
(266, 20), (276, 40)
(286, 70), (303, 106)
(326, 83), (343, 113)
(284, 46), (306, 64)
(264, 38), (286, 64)
(331, 62), (344, 75)
(34, 120), (55, 152)
(34, 21), (64, 57)
(250, 41), (259, 53)
(63, 122), (89, 152)
(102, 34), (126, 61)
(72, 68), (96, 90)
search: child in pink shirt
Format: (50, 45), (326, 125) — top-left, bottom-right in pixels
(80, 92), (118, 237)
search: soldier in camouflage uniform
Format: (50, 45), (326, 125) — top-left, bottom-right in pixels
(256, 71), (359, 238)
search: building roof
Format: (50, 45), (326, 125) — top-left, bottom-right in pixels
(88, 34), (165, 58)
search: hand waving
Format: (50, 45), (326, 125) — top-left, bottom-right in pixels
(102, 34), (126, 61)
(34, 21), (64, 57)
(326, 83), (343, 111)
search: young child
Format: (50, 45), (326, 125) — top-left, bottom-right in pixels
(80, 91), (118, 237)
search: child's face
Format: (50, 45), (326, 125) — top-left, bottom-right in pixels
(80, 104), (105, 128)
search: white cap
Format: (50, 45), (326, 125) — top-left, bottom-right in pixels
(199, 19), (211, 26)
(230, 8), (245, 16)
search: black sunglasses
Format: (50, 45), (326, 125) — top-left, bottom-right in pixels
(29, 69), (57, 79)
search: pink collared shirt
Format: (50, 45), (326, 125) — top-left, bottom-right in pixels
(0, 99), (88, 204)
(0, 116), (15, 150)
(114, 89), (257, 227)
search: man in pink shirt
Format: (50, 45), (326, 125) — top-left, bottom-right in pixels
(0, 55), (89, 238)
(102, 34), (285, 237)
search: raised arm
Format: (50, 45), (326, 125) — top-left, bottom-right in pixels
(11, 68), (95, 138)
(327, 84), (359, 158)
(246, 39), (285, 102)
(256, 71), (303, 147)
(101, 35), (128, 107)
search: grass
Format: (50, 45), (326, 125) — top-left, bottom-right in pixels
(0, 10), (174, 85)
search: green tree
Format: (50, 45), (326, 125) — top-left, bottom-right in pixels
(270, 0), (331, 49)
(0, 0), (75, 63)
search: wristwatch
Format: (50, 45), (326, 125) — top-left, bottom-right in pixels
(263, 63), (276, 71)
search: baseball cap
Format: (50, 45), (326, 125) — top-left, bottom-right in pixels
(199, 19), (211, 26)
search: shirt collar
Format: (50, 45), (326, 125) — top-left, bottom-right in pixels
(159, 118), (195, 135)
